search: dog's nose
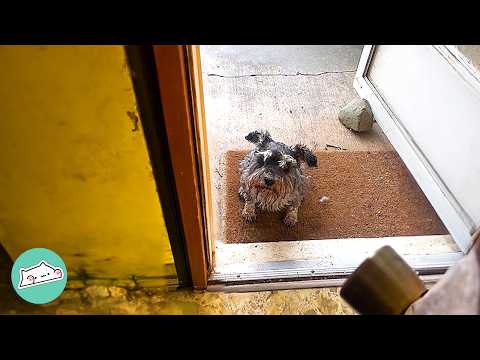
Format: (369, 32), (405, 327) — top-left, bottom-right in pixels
(264, 177), (274, 186)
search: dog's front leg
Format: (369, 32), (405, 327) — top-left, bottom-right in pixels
(242, 193), (257, 223)
(242, 200), (257, 223)
(283, 205), (299, 227)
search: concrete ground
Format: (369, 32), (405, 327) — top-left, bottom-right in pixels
(200, 45), (393, 253)
(2, 286), (355, 315)
(0, 236), (355, 315)
(0, 243), (354, 315)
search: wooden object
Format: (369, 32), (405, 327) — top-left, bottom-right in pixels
(340, 246), (427, 314)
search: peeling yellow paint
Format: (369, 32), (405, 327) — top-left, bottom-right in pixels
(0, 45), (177, 281)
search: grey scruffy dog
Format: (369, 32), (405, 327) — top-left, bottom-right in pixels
(239, 130), (317, 227)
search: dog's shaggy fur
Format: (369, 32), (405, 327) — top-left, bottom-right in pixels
(238, 130), (317, 227)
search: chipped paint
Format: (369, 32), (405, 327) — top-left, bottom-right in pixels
(126, 110), (140, 132)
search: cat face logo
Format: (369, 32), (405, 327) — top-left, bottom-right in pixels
(18, 260), (64, 289)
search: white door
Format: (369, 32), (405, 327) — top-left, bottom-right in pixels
(354, 45), (480, 253)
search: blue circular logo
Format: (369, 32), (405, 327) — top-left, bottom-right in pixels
(11, 248), (67, 304)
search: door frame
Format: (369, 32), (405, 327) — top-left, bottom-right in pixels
(153, 45), (212, 289)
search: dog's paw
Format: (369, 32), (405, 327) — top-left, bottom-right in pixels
(242, 206), (257, 223)
(283, 212), (298, 227)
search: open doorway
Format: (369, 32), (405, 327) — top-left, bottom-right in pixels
(155, 45), (479, 290)
(193, 45), (463, 290)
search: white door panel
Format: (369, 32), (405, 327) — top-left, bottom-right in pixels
(354, 45), (480, 252)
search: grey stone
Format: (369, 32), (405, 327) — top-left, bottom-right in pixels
(338, 98), (374, 132)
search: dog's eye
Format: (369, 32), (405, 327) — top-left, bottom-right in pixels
(256, 156), (264, 166)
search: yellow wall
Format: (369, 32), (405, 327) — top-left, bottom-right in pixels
(0, 45), (177, 283)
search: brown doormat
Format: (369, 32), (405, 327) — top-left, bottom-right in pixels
(223, 150), (448, 244)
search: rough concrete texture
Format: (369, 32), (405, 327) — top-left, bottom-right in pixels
(200, 46), (393, 246)
(2, 285), (356, 315)
(0, 245), (355, 315)
(339, 98), (374, 132)
(201, 45), (365, 76)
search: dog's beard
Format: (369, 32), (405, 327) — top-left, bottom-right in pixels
(246, 169), (296, 212)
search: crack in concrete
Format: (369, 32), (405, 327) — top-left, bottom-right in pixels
(204, 70), (356, 78)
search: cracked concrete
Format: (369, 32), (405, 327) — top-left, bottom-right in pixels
(201, 45), (364, 76)
(205, 70), (356, 78)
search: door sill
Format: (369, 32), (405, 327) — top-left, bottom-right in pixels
(207, 274), (444, 293)
(208, 235), (462, 293)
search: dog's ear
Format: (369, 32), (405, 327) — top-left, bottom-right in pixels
(292, 144), (317, 167)
(245, 130), (272, 148)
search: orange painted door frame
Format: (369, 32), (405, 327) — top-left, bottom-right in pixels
(153, 45), (211, 289)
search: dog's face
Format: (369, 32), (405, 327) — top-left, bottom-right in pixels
(252, 149), (298, 189)
(244, 130), (317, 193)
